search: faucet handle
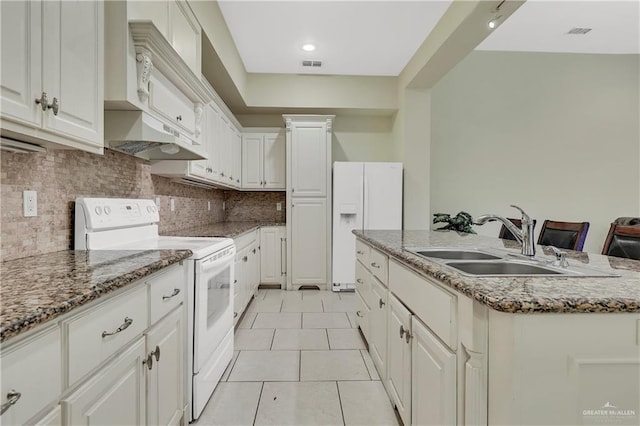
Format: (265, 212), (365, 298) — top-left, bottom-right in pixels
(510, 204), (532, 223)
(548, 246), (569, 268)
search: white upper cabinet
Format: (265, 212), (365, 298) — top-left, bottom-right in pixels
(288, 124), (329, 197)
(126, 0), (200, 75)
(242, 130), (286, 190)
(0, 0), (103, 153)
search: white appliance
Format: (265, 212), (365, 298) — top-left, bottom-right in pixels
(332, 162), (403, 291)
(74, 197), (234, 422)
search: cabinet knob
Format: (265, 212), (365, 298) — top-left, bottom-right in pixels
(177, 115), (182, 121)
(152, 345), (160, 362)
(400, 325), (412, 343)
(356, 278), (363, 284)
(371, 262), (380, 269)
(400, 325), (406, 338)
(49, 97), (59, 115)
(379, 298), (385, 309)
(143, 353), (153, 370)
(234, 312), (238, 318)
(356, 311), (364, 318)
(357, 250), (364, 255)
(0, 390), (21, 415)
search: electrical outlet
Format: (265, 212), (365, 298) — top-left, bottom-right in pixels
(170, 198), (175, 212)
(208, 201), (211, 211)
(222, 201), (226, 211)
(23, 190), (37, 217)
(276, 202), (282, 211)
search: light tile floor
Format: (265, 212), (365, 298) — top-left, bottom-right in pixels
(197, 289), (401, 426)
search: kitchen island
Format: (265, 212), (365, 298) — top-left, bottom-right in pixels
(353, 229), (640, 426)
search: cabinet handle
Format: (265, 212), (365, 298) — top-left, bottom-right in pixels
(356, 278), (363, 284)
(234, 312), (238, 318)
(143, 353), (153, 370)
(0, 390), (21, 415)
(243, 256), (248, 262)
(280, 237), (286, 276)
(162, 288), (180, 300)
(102, 317), (133, 338)
(405, 331), (412, 344)
(379, 298), (385, 309)
(357, 250), (364, 255)
(176, 115), (182, 121)
(371, 262), (380, 269)
(34, 92), (59, 115)
(252, 248), (256, 254)
(152, 345), (160, 362)
(356, 311), (364, 318)
(400, 325), (406, 339)
(35, 92), (48, 111)
(237, 179), (240, 183)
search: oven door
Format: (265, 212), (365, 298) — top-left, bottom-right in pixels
(193, 246), (235, 372)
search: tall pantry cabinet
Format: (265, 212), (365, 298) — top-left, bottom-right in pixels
(284, 115), (334, 290)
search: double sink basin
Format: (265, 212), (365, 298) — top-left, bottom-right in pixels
(403, 247), (619, 278)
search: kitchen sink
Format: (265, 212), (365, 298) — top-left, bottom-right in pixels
(446, 261), (563, 276)
(404, 247), (502, 261)
(403, 246), (620, 278)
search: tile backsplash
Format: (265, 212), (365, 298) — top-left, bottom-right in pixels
(1, 148), (284, 261)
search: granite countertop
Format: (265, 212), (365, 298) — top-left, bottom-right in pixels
(1, 249), (192, 343)
(165, 221), (286, 239)
(354, 230), (640, 314)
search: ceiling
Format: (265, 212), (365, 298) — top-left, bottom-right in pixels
(217, 0), (452, 76)
(476, 0), (640, 54)
(218, 0), (639, 79)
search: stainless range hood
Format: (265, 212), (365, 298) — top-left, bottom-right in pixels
(105, 111), (205, 161)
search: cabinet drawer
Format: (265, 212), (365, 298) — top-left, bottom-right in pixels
(0, 327), (61, 425)
(389, 260), (456, 349)
(355, 260), (372, 309)
(355, 239), (370, 265)
(66, 285), (148, 386)
(149, 69), (196, 136)
(369, 248), (388, 286)
(234, 229), (258, 252)
(149, 265), (185, 324)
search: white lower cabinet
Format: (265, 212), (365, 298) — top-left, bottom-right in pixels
(233, 230), (260, 323)
(369, 277), (388, 381)
(260, 226), (286, 286)
(386, 294), (412, 425)
(411, 316), (456, 426)
(290, 198), (328, 288)
(62, 337), (147, 425)
(145, 308), (184, 426)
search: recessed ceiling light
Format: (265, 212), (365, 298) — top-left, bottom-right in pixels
(302, 44), (316, 52)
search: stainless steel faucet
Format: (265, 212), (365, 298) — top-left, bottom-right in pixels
(474, 205), (536, 256)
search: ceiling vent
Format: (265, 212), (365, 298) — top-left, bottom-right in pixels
(567, 27), (592, 35)
(302, 60), (322, 67)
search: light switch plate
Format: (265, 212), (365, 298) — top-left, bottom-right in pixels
(276, 202), (282, 211)
(170, 198), (175, 212)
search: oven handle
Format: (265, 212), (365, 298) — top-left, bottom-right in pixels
(199, 247), (235, 272)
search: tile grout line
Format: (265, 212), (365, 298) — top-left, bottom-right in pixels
(359, 349), (374, 380)
(252, 381), (265, 426)
(325, 328), (331, 350)
(335, 380), (347, 426)
(225, 350), (242, 381)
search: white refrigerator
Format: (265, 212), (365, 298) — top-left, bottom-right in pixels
(332, 161), (403, 291)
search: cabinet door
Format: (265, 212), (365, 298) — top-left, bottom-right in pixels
(369, 277), (388, 380)
(242, 134), (263, 189)
(233, 130), (242, 187)
(263, 132), (286, 190)
(387, 295), (412, 426)
(207, 103), (221, 180)
(146, 308), (184, 426)
(62, 337), (146, 426)
(233, 256), (243, 324)
(412, 316), (456, 426)
(260, 227), (281, 284)
(290, 198), (327, 286)
(190, 103), (209, 178)
(42, 0), (103, 145)
(218, 115), (230, 182)
(290, 124), (327, 196)
(0, 0), (41, 128)
(169, 0), (200, 74)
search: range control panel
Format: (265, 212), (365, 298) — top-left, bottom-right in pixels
(76, 197), (160, 230)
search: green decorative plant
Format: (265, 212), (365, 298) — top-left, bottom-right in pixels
(433, 211), (476, 234)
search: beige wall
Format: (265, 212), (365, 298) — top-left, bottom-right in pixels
(430, 51), (640, 253)
(236, 114), (394, 163)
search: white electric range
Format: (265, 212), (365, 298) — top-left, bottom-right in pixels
(74, 197), (234, 422)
